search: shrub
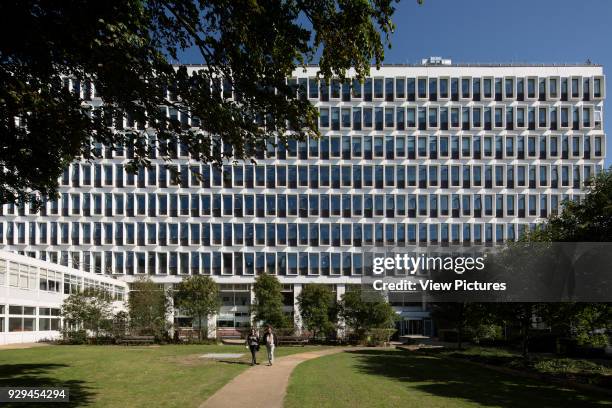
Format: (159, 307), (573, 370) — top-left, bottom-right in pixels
(61, 288), (113, 341)
(297, 284), (337, 340)
(365, 328), (396, 346)
(174, 276), (221, 341)
(252, 274), (288, 328)
(339, 287), (396, 342)
(128, 277), (171, 340)
(61, 328), (87, 345)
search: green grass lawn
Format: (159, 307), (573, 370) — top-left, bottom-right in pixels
(0, 344), (326, 408)
(285, 348), (612, 408)
(428, 346), (612, 389)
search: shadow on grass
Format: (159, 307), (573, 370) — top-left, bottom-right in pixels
(216, 360), (253, 366)
(420, 348), (612, 388)
(0, 363), (95, 407)
(345, 349), (609, 408)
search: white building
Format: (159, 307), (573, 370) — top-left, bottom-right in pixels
(0, 250), (127, 345)
(0, 59), (606, 338)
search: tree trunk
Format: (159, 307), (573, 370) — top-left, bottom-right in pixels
(522, 322), (529, 359)
(522, 305), (531, 360)
(457, 303), (465, 350)
(198, 313), (202, 342)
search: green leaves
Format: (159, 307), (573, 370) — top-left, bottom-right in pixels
(297, 284), (337, 338)
(0, 0), (398, 206)
(128, 277), (171, 337)
(61, 288), (114, 336)
(339, 287), (396, 337)
(252, 273), (288, 328)
(174, 275), (221, 317)
(174, 275), (221, 339)
(528, 170), (612, 242)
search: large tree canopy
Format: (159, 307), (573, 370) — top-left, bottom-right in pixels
(174, 275), (220, 340)
(0, 0), (401, 207)
(530, 171), (612, 242)
(252, 273), (287, 328)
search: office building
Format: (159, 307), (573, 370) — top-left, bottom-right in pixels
(0, 59), (606, 338)
(0, 250), (127, 344)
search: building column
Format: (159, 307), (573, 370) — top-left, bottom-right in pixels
(166, 283), (176, 337)
(207, 314), (217, 339)
(250, 284), (256, 328)
(336, 284), (346, 338)
(293, 283), (303, 334)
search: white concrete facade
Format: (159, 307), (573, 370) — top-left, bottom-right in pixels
(0, 250), (127, 345)
(0, 62), (606, 337)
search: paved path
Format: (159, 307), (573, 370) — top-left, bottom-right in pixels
(200, 347), (349, 408)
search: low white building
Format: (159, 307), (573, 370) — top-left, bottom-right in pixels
(0, 250), (127, 345)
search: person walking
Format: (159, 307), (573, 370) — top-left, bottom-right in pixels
(263, 325), (277, 366)
(245, 328), (259, 366)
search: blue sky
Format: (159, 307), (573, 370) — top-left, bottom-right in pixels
(386, 0), (610, 166)
(180, 0), (611, 166)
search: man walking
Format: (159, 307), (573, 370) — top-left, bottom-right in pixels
(263, 325), (277, 366)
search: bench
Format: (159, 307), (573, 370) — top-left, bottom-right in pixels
(277, 335), (309, 346)
(118, 335), (155, 345)
(221, 337), (245, 346)
(175, 328), (198, 343)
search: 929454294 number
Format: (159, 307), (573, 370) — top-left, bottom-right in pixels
(0, 387), (69, 402)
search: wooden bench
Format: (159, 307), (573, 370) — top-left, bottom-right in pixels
(175, 328), (198, 343)
(277, 335), (309, 346)
(221, 337), (245, 346)
(118, 335), (155, 345)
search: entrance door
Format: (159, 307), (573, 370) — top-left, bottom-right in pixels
(407, 319), (423, 335)
(423, 319), (433, 336)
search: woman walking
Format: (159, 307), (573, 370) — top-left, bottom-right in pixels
(245, 328), (259, 366)
(263, 325), (277, 366)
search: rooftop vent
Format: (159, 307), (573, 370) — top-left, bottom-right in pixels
(421, 57), (452, 66)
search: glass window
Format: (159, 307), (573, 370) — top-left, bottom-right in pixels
(319, 107), (329, 128)
(440, 78), (449, 98)
(374, 78), (384, 99)
(461, 78), (470, 98)
(395, 78), (405, 99)
(385, 78), (394, 101)
(418, 78), (427, 98)
(352, 78), (362, 98)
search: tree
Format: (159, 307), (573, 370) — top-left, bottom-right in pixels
(111, 310), (129, 340)
(0, 0), (404, 207)
(538, 303), (611, 349)
(430, 302), (492, 349)
(529, 170), (612, 243)
(339, 287), (396, 340)
(571, 303), (612, 347)
(490, 303), (539, 359)
(297, 284), (337, 339)
(475, 171), (612, 358)
(61, 288), (114, 342)
(174, 275), (220, 341)
(127, 277), (171, 339)
(527, 171), (612, 353)
(252, 273), (287, 328)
